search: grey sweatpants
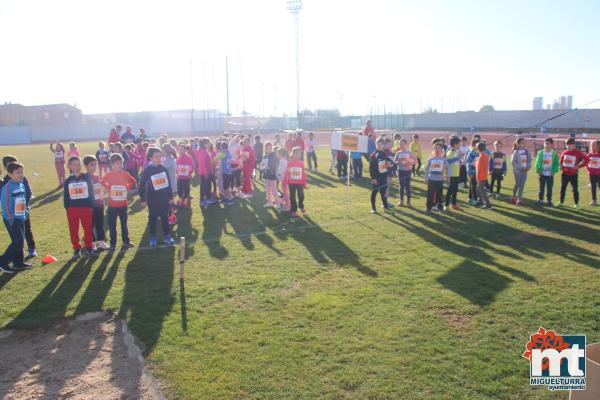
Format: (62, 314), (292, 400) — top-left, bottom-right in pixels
(513, 171), (528, 199)
(477, 181), (490, 206)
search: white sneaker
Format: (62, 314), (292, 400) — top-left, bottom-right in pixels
(590, 200), (598, 206)
(263, 203), (272, 208)
(96, 241), (110, 251)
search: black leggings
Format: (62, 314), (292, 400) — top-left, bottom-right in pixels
(427, 180), (444, 210)
(337, 159), (348, 177)
(490, 172), (503, 193)
(200, 175), (211, 201)
(148, 202), (170, 238)
(289, 184), (305, 212)
(538, 175), (554, 202)
(591, 174), (599, 201)
(398, 170), (412, 202)
(560, 173), (579, 204)
(459, 165), (468, 186)
(307, 151), (318, 170)
(24, 217), (36, 250)
(445, 177), (460, 206)
(412, 158), (422, 175)
(92, 206), (106, 241)
(177, 179), (191, 199)
(370, 178), (388, 209)
(469, 175), (478, 200)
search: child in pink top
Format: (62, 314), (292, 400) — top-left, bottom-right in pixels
(240, 137), (256, 198)
(68, 142), (80, 158)
(587, 139), (600, 206)
(50, 140), (66, 187)
(176, 144), (195, 207)
(286, 146), (308, 218)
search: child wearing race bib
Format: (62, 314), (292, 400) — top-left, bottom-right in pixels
(176, 144), (195, 207)
(254, 135), (264, 179)
(557, 138), (589, 208)
(285, 147), (307, 218)
(534, 138), (559, 207)
(68, 142), (80, 159)
(0, 162), (32, 273)
(240, 137), (256, 198)
(444, 136), (462, 210)
(410, 134), (422, 177)
(489, 141), (507, 199)
(465, 138), (481, 205)
(101, 154), (137, 250)
(84, 155), (110, 251)
(139, 148), (175, 247)
(50, 140), (66, 187)
(64, 157), (96, 259)
(195, 138), (216, 206)
(425, 144), (450, 212)
(2, 155), (37, 258)
(262, 142), (280, 208)
(394, 139), (417, 207)
(369, 138), (394, 213)
(511, 138), (531, 206)
(161, 143), (178, 196)
(476, 142), (491, 209)
(277, 148), (290, 211)
(587, 140), (600, 206)
(95, 141), (109, 177)
(306, 132), (318, 171)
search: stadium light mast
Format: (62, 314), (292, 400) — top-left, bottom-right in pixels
(287, 0), (302, 118)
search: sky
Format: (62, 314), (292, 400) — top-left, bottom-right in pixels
(1, 0), (599, 116)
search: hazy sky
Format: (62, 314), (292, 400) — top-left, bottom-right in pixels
(1, 0), (599, 115)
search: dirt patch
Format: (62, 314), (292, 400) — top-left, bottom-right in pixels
(432, 307), (473, 330)
(0, 313), (163, 400)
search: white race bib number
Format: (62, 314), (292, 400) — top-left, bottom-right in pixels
(150, 172), (169, 190)
(93, 183), (104, 201)
(55, 151), (64, 160)
(589, 157), (600, 169)
(14, 197), (26, 217)
(399, 156), (410, 167)
(110, 185), (127, 201)
(519, 153), (528, 168)
(430, 161), (443, 173)
(290, 167), (303, 180)
(378, 160), (388, 174)
(176, 165), (191, 177)
(68, 182), (89, 200)
(563, 155), (576, 168)
(493, 158), (503, 169)
(99, 153), (108, 162)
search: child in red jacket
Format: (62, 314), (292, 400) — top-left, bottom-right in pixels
(587, 139), (600, 206)
(558, 138), (588, 208)
(286, 147), (307, 218)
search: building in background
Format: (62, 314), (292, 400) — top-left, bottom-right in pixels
(532, 97), (543, 110)
(0, 103), (83, 126)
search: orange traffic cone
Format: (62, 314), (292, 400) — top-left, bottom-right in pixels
(41, 255), (57, 264)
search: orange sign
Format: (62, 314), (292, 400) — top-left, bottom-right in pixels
(341, 134), (359, 151)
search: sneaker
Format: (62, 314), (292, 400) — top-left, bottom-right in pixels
(425, 208), (432, 213)
(437, 206), (445, 212)
(71, 249), (81, 260)
(535, 200), (543, 207)
(371, 208), (376, 214)
(574, 204), (580, 209)
(480, 204), (492, 209)
(122, 242), (135, 249)
(224, 200), (235, 207)
(555, 203), (564, 208)
(494, 193), (501, 199)
(290, 212), (298, 218)
(396, 201), (404, 207)
(406, 202), (412, 208)
(300, 208), (307, 215)
(96, 241), (110, 251)
(164, 235), (176, 246)
(206, 198), (218, 204)
(263, 203), (272, 208)
(83, 248), (98, 257)
(13, 262), (33, 271)
(451, 204), (461, 211)
(200, 200), (208, 206)
(28, 248), (37, 257)
(546, 201), (553, 207)
(443, 205), (449, 211)
(511, 196), (517, 204)
(0, 265), (15, 274)
(149, 237), (157, 247)
(590, 200), (598, 206)
(468, 199), (475, 205)
(516, 200), (524, 206)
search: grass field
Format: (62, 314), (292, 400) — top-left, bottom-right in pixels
(0, 142), (598, 399)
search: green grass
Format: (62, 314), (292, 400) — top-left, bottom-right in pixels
(0, 142), (598, 399)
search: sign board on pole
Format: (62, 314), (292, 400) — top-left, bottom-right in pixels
(331, 131), (368, 153)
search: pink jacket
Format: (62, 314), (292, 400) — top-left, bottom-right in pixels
(194, 147), (213, 176)
(285, 159), (307, 185)
(176, 153), (195, 180)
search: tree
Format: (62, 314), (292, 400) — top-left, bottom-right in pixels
(479, 105), (495, 112)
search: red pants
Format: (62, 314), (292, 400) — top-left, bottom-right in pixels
(242, 167), (253, 194)
(66, 207), (93, 250)
(55, 162), (66, 185)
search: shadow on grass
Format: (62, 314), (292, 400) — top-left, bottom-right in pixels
(29, 188), (63, 209)
(201, 205), (229, 259)
(174, 207), (199, 259)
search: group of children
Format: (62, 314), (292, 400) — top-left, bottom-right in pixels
(1, 128), (598, 273)
(363, 132), (599, 213)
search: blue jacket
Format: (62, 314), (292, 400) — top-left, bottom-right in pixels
(465, 148), (480, 176)
(1, 175), (32, 205)
(1, 180), (29, 222)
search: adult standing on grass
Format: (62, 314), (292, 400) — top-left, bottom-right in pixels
(50, 140), (66, 187)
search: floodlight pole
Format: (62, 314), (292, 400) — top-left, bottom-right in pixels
(287, 0), (302, 119)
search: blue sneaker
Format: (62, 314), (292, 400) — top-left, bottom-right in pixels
(28, 248), (37, 257)
(149, 237), (157, 247)
(164, 235), (176, 246)
(200, 200), (208, 206)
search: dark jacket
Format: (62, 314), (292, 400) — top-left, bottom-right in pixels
(63, 173), (94, 208)
(139, 163), (173, 204)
